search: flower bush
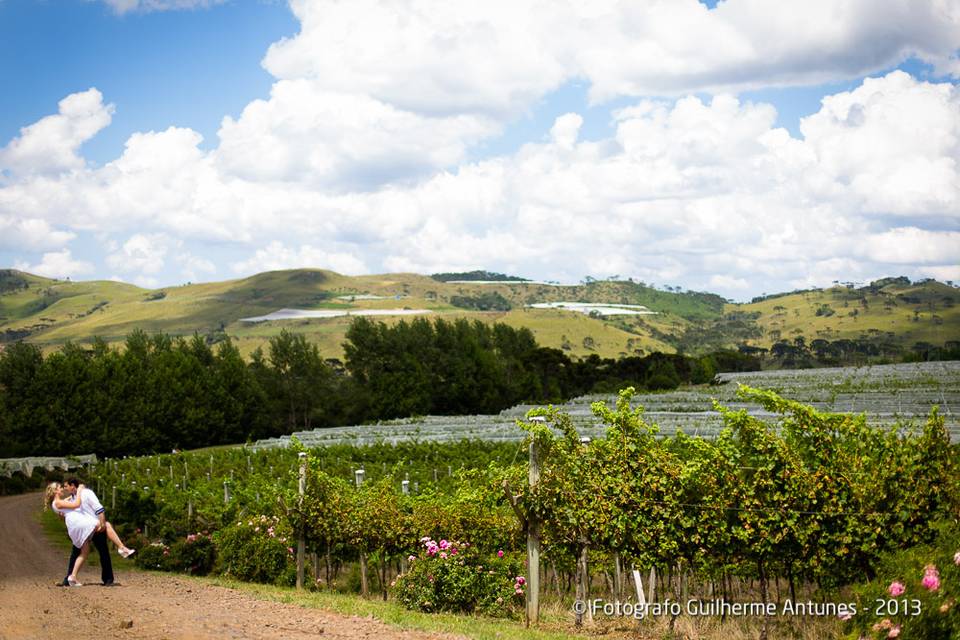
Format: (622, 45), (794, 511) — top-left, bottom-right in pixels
(850, 523), (960, 640)
(214, 515), (295, 585)
(167, 531), (216, 575)
(393, 538), (524, 617)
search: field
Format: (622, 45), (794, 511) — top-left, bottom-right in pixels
(251, 360), (960, 450)
(2, 268), (956, 360)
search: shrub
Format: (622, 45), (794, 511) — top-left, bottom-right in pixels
(849, 522), (960, 639)
(394, 537), (524, 617)
(135, 541), (174, 571)
(167, 532), (216, 575)
(214, 515), (295, 585)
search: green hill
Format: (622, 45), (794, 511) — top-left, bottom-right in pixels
(1, 268), (956, 361)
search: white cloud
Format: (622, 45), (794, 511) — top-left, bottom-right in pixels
(800, 71), (960, 215)
(215, 80), (497, 188)
(0, 217), (74, 251)
(14, 249), (94, 279)
(106, 233), (169, 274)
(263, 0), (960, 116)
(549, 113), (583, 149)
(100, 0), (225, 14)
(0, 88), (113, 176)
(861, 227), (960, 264)
(232, 241), (367, 276)
(176, 252), (215, 282)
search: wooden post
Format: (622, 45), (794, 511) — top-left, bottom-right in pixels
(187, 500), (193, 522)
(526, 432), (542, 626)
(614, 552), (622, 602)
(360, 552), (369, 597)
(111, 485), (116, 510)
(297, 452), (307, 590)
(223, 481), (230, 504)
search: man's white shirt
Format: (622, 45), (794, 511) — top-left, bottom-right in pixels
(79, 487), (105, 520)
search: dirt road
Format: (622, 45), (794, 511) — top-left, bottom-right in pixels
(0, 493), (462, 640)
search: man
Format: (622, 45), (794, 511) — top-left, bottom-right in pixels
(60, 477), (115, 586)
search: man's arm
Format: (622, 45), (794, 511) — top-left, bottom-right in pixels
(81, 486), (107, 531)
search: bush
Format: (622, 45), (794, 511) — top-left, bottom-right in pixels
(167, 532), (216, 575)
(849, 522), (960, 639)
(135, 541), (174, 571)
(214, 515), (295, 585)
(394, 537), (524, 617)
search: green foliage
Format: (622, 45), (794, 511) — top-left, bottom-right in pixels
(449, 292), (512, 311)
(430, 271), (527, 282)
(849, 522), (960, 640)
(214, 515), (295, 585)
(394, 538), (525, 617)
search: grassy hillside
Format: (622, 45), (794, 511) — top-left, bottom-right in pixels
(739, 280), (960, 350)
(1, 268), (956, 361)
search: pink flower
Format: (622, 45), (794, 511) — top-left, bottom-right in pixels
(888, 581), (906, 596)
(439, 552), (448, 559)
(439, 539), (450, 550)
(408, 555), (416, 562)
(888, 624), (901, 638)
(497, 550), (504, 558)
(954, 551), (960, 566)
(838, 611), (853, 621)
(450, 548), (457, 556)
(515, 576), (526, 585)
(922, 565), (941, 591)
(287, 547), (294, 554)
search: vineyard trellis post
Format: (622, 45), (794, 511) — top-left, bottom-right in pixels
(297, 452), (306, 590)
(526, 420), (542, 626)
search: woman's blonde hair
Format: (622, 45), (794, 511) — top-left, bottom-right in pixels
(44, 482), (60, 510)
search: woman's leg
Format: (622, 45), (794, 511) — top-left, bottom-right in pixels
(104, 522), (134, 557)
(69, 542), (90, 582)
(104, 522), (126, 550)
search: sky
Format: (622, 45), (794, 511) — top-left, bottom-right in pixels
(1, 0), (958, 301)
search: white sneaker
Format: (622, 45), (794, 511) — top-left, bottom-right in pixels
(119, 548), (135, 558)
(67, 576), (82, 587)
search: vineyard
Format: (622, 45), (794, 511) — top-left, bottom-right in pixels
(252, 360), (960, 449)
(74, 360), (960, 638)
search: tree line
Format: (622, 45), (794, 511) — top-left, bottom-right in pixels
(0, 317), (758, 457)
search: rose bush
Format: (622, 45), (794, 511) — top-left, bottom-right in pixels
(393, 537), (524, 617)
(214, 515), (295, 585)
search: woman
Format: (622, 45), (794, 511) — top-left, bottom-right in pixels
(44, 482), (135, 586)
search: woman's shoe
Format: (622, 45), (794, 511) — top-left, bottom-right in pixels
(119, 548), (135, 558)
(67, 576), (82, 587)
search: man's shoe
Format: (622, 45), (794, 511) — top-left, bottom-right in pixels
(102, 582), (118, 587)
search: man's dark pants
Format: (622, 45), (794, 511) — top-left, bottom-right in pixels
(63, 529), (114, 585)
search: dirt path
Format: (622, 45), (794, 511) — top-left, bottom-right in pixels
(0, 493), (464, 640)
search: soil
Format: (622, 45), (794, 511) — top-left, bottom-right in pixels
(0, 493), (464, 640)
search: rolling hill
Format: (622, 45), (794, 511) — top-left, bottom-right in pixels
(0, 268), (956, 361)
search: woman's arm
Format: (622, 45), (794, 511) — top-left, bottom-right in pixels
(53, 491), (82, 510)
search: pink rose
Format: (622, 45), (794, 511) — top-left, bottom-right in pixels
(922, 565), (941, 592)
(888, 581), (906, 596)
(954, 551), (960, 566)
(888, 624), (901, 638)
(497, 550), (504, 558)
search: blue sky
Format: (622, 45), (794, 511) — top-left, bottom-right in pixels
(1, 0), (958, 299)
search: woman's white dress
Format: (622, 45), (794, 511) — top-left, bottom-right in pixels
(51, 501), (98, 548)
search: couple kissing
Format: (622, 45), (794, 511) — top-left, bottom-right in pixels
(45, 478), (135, 587)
